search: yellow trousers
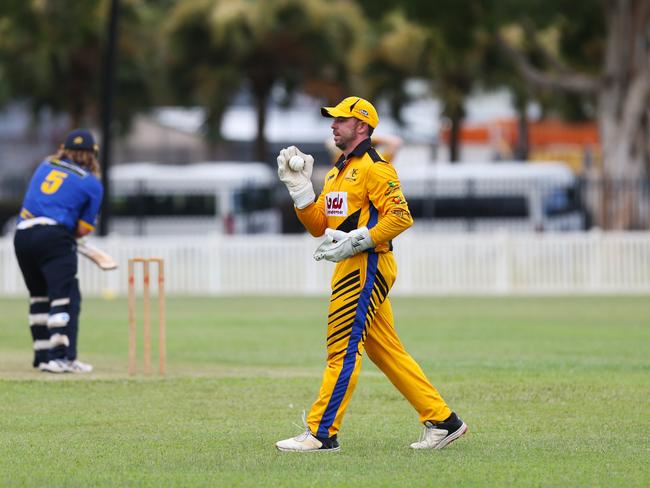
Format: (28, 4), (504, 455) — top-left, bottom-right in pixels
(307, 251), (452, 439)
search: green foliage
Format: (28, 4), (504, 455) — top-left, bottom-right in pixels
(164, 0), (241, 141)
(364, 10), (430, 124)
(165, 0), (366, 158)
(0, 0), (157, 131)
(403, 1), (496, 159)
(356, 1), (608, 152)
(0, 295), (649, 486)
(0, 0), (623, 154)
(0, 0), (103, 122)
(487, 0), (604, 121)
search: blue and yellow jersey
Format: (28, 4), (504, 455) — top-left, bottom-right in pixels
(296, 138), (413, 253)
(17, 157), (103, 234)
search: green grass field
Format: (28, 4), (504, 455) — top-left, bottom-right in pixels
(1, 295), (648, 487)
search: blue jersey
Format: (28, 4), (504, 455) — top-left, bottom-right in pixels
(18, 158), (104, 234)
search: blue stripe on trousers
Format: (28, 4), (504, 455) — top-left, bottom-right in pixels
(317, 251), (379, 438)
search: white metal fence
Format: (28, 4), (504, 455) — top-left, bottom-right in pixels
(2, 232), (650, 296)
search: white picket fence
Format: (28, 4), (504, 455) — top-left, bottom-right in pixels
(1, 232), (650, 296)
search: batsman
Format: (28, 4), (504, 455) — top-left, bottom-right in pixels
(13, 129), (105, 373)
(275, 97), (467, 452)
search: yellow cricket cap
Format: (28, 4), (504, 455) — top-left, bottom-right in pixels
(321, 96), (379, 128)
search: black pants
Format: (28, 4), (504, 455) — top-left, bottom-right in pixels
(14, 225), (81, 364)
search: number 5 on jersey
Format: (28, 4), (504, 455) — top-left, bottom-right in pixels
(41, 169), (68, 194)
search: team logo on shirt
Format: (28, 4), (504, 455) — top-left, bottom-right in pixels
(325, 192), (348, 216)
(344, 168), (359, 182)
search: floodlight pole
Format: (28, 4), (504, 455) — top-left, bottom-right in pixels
(99, 0), (121, 236)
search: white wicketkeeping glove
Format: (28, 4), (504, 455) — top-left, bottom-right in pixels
(314, 227), (374, 262)
(277, 145), (315, 209)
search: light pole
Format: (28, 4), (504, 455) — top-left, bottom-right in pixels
(99, 0), (120, 236)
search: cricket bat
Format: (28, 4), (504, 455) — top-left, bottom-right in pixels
(77, 239), (118, 270)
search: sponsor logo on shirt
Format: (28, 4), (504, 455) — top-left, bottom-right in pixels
(384, 180), (401, 196)
(325, 192), (348, 217)
(390, 208), (409, 218)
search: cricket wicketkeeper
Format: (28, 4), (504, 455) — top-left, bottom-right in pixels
(275, 96), (467, 452)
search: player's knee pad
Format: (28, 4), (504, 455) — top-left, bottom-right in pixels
(47, 312), (70, 328)
(29, 313), (49, 326)
(29, 296), (49, 324)
(33, 339), (52, 351)
(30, 296), (49, 309)
(49, 333), (70, 347)
(50, 297), (71, 308)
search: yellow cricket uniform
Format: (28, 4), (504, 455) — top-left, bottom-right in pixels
(296, 138), (452, 439)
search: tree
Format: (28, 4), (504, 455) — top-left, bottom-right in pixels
(166, 0), (365, 162)
(363, 10), (430, 125)
(394, 0), (496, 162)
(496, 0), (650, 229)
(0, 0), (156, 131)
(165, 0), (243, 153)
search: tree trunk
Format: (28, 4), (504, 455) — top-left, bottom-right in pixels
(597, 0), (650, 228)
(252, 80), (271, 163)
(448, 113), (462, 162)
(513, 90), (529, 160)
(499, 0), (650, 229)
(445, 100), (465, 163)
(442, 77), (468, 163)
(204, 105), (225, 160)
(514, 112), (529, 161)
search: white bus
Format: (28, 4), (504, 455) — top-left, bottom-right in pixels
(397, 161), (588, 232)
(108, 162), (281, 235)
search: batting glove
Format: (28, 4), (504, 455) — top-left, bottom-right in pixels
(314, 227), (374, 262)
(277, 146), (315, 209)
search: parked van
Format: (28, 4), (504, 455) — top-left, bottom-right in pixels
(109, 162), (281, 235)
(397, 161), (588, 232)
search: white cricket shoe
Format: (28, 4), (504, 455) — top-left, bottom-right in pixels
(65, 359), (93, 373)
(38, 359), (72, 374)
(276, 429), (340, 452)
(410, 412), (468, 450)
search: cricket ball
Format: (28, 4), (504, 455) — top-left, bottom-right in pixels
(289, 155), (305, 172)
